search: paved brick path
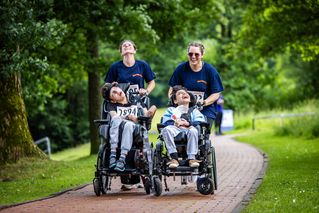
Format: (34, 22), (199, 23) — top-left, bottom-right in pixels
(1, 135), (266, 213)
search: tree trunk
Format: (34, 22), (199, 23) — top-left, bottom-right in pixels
(87, 30), (101, 154)
(0, 72), (46, 164)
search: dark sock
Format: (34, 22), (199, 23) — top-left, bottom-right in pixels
(170, 152), (178, 160)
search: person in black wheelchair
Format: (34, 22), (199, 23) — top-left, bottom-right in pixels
(155, 85), (218, 195)
(102, 82), (156, 171)
(161, 86), (206, 169)
(93, 82), (161, 196)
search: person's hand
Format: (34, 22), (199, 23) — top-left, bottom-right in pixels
(139, 88), (149, 96)
(126, 114), (138, 123)
(175, 118), (190, 128)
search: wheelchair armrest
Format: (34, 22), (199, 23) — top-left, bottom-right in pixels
(94, 119), (110, 126)
(157, 123), (165, 133)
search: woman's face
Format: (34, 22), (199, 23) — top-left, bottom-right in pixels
(187, 46), (203, 66)
(120, 41), (136, 56)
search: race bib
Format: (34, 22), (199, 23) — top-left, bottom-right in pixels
(116, 105), (138, 117)
(126, 84), (139, 96)
(189, 91), (205, 103)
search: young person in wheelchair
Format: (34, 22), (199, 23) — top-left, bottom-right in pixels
(101, 82), (157, 172)
(155, 85), (217, 195)
(161, 85), (206, 168)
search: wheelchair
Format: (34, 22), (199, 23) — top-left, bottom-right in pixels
(153, 95), (218, 196)
(92, 83), (162, 196)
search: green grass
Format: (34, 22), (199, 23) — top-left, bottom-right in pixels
(0, 155), (96, 206)
(0, 111), (163, 206)
(236, 130), (319, 213)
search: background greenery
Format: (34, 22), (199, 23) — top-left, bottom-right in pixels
(2, 0), (318, 153)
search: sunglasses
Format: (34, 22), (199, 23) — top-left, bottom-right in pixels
(188, 52), (200, 57)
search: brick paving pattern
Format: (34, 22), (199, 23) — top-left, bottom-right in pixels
(1, 135), (265, 213)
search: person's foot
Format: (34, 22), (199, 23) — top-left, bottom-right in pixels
(114, 158), (126, 172)
(121, 184), (133, 191)
(109, 154), (117, 168)
(167, 159), (179, 168)
(189, 159), (201, 168)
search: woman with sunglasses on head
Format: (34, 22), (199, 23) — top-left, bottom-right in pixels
(168, 41), (224, 132)
(104, 40), (156, 96)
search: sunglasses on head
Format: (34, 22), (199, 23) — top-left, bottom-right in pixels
(188, 52), (200, 57)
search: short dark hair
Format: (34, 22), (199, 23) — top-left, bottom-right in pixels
(171, 85), (188, 100)
(101, 82), (118, 100)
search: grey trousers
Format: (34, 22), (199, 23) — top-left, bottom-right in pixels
(161, 125), (198, 159)
(109, 117), (135, 155)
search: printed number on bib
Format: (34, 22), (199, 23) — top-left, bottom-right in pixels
(189, 91), (205, 103)
(117, 106), (138, 117)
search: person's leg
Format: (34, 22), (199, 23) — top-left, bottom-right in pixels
(115, 120), (135, 172)
(215, 112), (222, 135)
(206, 117), (214, 133)
(161, 125), (180, 168)
(219, 112), (223, 134)
(109, 117), (123, 168)
(186, 126), (200, 167)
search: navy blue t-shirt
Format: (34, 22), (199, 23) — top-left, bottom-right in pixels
(104, 60), (156, 89)
(169, 61), (224, 119)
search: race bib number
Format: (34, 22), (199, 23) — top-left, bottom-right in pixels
(189, 91), (205, 103)
(116, 106), (138, 117)
(127, 84), (139, 95)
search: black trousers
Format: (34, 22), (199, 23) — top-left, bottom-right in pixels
(214, 112), (223, 134)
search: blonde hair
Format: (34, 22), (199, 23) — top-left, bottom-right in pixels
(187, 41), (205, 55)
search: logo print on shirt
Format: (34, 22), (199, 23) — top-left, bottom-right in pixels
(132, 74), (143, 77)
(197, 80), (207, 85)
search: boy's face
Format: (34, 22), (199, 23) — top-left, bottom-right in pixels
(109, 86), (125, 102)
(174, 89), (191, 105)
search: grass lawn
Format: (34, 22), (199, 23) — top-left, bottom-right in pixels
(0, 110), (163, 206)
(236, 130), (319, 213)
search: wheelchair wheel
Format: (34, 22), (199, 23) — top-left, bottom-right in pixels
(153, 177), (162, 197)
(211, 146), (218, 190)
(93, 178), (101, 196)
(197, 177), (214, 195)
(144, 177), (151, 194)
(97, 151), (108, 194)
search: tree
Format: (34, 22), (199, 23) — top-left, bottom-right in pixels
(0, 0), (66, 163)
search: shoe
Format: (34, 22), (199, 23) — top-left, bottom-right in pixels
(121, 184), (133, 191)
(114, 158), (126, 172)
(109, 154), (116, 168)
(167, 159), (179, 169)
(189, 159), (201, 168)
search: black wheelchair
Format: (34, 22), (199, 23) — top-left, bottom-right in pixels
(153, 96), (218, 196)
(92, 83), (162, 196)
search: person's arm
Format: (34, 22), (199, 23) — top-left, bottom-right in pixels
(139, 80), (155, 96)
(203, 92), (220, 107)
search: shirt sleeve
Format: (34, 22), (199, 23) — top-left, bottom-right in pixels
(168, 63), (184, 87)
(141, 61), (156, 83)
(207, 65), (224, 94)
(104, 63), (117, 83)
(162, 107), (175, 126)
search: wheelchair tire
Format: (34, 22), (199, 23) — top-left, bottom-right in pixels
(211, 147), (218, 190)
(100, 175), (108, 194)
(144, 177), (151, 194)
(197, 177), (214, 195)
(153, 177), (162, 197)
(93, 178), (101, 196)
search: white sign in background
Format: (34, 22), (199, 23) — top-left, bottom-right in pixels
(221, 109), (234, 132)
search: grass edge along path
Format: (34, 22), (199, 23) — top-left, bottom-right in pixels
(235, 130), (319, 213)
